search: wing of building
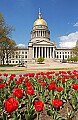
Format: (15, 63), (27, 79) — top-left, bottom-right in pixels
(2, 10), (73, 65)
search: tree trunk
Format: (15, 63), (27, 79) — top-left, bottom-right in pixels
(2, 50), (5, 65)
(6, 53), (9, 64)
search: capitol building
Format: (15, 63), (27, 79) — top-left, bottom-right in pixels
(4, 10), (73, 64)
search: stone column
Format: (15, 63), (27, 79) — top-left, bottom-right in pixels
(42, 47), (43, 57)
(39, 31), (40, 37)
(40, 31), (41, 37)
(36, 31), (37, 37)
(45, 47), (46, 58)
(45, 31), (46, 37)
(50, 47), (52, 58)
(42, 31), (43, 37)
(36, 47), (37, 58)
(47, 47), (49, 58)
(33, 47), (34, 58)
(39, 47), (40, 58)
(53, 47), (55, 58)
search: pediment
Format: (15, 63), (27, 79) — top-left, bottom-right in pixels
(33, 40), (54, 46)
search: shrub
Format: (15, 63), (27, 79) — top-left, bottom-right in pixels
(67, 56), (78, 62)
(37, 57), (44, 63)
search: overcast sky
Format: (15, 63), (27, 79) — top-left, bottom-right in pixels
(0, 0), (78, 48)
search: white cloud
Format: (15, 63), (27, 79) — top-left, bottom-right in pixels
(73, 22), (78, 26)
(17, 44), (26, 48)
(59, 31), (78, 48)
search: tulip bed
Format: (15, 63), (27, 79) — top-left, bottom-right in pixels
(0, 70), (78, 120)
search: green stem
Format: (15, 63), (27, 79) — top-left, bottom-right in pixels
(3, 112), (8, 120)
(37, 112), (39, 120)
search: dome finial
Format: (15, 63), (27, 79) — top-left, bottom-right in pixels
(38, 8), (42, 19)
(39, 8), (41, 14)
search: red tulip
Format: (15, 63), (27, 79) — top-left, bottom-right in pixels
(52, 99), (62, 108)
(0, 78), (3, 82)
(26, 87), (34, 95)
(28, 73), (35, 77)
(4, 97), (18, 113)
(48, 81), (56, 90)
(72, 84), (78, 90)
(47, 75), (52, 79)
(25, 78), (29, 83)
(0, 83), (6, 88)
(56, 86), (64, 92)
(34, 100), (44, 112)
(76, 74), (78, 79)
(62, 78), (68, 83)
(13, 88), (23, 98)
(0, 73), (2, 76)
(3, 73), (8, 77)
(25, 82), (32, 87)
(7, 81), (10, 85)
(57, 76), (61, 80)
(16, 80), (22, 85)
(41, 82), (46, 87)
(42, 75), (46, 79)
(9, 76), (14, 80)
(11, 74), (16, 77)
(35, 75), (38, 79)
(19, 74), (22, 77)
(19, 77), (24, 81)
(38, 79), (42, 83)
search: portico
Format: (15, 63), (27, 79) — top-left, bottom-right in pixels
(33, 46), (55, 58)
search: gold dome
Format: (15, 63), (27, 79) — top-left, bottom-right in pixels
(33, 9), (47, 27)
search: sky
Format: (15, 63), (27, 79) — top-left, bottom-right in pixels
(0, 0), (78, 48)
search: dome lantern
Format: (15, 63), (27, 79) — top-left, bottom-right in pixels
(33, 8), (47, 27)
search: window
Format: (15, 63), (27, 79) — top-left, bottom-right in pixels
(60, 52), (61, 54)
(25, 52), (27, 54)
(68, 52), (69, 54)
(57, 55), (58, 58)
(19, 61), (21, 63)
(65, 55), (67, 58)
(71, 52), (72, 54)
(57, 52), (58, 54)
(16, 55), (18, 58)
(9, 61), (11, 63)
(25, 55), (27, 58)
(22, 52), (24, 54)
(12, 61), (14, 63)
(16, 52), (18, 54)
(60, 55), (61, 58)
(16, 61), (18, 63)
(65, 52), (67, 54)
(25, 61), (27, 63)
(22, 55), (24, 58)
(12, 55), (14, 58)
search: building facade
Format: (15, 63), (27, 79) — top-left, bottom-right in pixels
(3, 10), (73, 64)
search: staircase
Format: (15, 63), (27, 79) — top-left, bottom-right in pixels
(44, 58), (55, 64)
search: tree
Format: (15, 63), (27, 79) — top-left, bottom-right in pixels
(0, 12), (17, 65)
(0, 12), (14, 38)
(72, 40), (78, 56)
(0, 36), (17, 64)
